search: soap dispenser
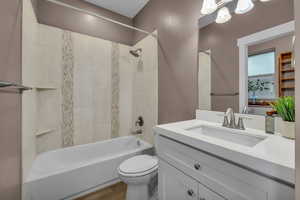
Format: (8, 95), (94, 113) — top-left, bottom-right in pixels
(265, 111), (275, 134)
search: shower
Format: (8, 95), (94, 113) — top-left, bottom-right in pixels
(130, 48), (142, 57)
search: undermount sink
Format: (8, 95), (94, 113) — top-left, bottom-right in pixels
(186, 125), (267, 147)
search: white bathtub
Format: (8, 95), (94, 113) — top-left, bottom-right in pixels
(24, 136), (153, 200)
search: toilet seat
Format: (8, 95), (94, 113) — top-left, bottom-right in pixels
(118, 155), (158, 177)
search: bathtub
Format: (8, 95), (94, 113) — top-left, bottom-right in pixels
(24, 136), (153, 200)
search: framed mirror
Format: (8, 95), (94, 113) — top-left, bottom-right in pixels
(198, 0), (295, 115)
(238, 21), (295, 114)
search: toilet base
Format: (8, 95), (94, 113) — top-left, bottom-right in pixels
(118, 155), (158, 200)
(126, 184), (149, 200)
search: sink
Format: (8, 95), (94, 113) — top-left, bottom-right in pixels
(186, 125), (267, 147)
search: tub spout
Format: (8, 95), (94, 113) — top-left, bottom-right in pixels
(132, 129), (143, 135)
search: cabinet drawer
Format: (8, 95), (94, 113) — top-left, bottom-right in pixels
(159, 160), (225, 200)
(198, 182), (225, 200)
(159, 160), (198, 200)
(156, 135), (294, 200)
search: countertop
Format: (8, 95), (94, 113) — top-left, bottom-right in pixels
(154, 119), (295, 185)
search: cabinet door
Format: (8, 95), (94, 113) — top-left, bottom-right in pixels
(198, 183), (225, 200)
(159, 160), (198, 200)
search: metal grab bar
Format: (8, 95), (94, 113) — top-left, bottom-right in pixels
(0, 81), (32, 91)
(210, 92), (239, 96)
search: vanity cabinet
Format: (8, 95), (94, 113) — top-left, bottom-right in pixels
(159, 160), (225, 200)
(156, 135), (294, 200)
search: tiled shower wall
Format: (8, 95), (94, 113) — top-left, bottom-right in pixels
(72, 32), (114, 145)
(132, 34), (158, 144)
(22, 0), (158, 180)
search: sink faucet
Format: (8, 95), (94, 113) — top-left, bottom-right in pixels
(221, 108), (250, 130)
(226, 108), (236, 129)
(242, 106), (248, 114)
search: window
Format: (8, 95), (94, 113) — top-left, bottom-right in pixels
(248, 51), (275, 76)
(248, 50), (276, 101)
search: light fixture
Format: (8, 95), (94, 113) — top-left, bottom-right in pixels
(200, 0), (270, 24)
(201, 0), (218, 15)
(215, 7), (232, 24)
(235, 0), (254, 14)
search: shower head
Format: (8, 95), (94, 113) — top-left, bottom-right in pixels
(130, 48), (142, 57)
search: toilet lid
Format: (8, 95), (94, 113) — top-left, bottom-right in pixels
(119, 155), (158, 175)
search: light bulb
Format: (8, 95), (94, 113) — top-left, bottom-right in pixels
(235, 0), (254, 14)
(201, 0), (218, 15)
(215, 7), (232, 24)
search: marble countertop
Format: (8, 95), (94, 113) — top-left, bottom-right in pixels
(154, 120), (295, 185)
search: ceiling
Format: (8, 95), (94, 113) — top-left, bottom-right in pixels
(84, 0), (150, 18)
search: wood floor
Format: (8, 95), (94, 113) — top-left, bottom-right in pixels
(75, 182), (127, 200)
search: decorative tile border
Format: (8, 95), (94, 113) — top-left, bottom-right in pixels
(111, 42), (120, 138)
(61, 31), (74, 147)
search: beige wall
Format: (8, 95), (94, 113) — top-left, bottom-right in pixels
(72, 32), (113, 145)
(22, 0), (38, 181)
(198, 0), (294, 112)
(132, 33), (158, 144)
(294, 0), (300, 198)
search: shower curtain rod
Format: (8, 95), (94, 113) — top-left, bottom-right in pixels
(45, 0), (156, 37)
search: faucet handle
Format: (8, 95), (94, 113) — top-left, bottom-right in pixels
(242, 106), (248, 114)
(217, 113), (229, 127)
(237, 115), (252, 130)
(223, 115), (229, 127)
(237, 117), (245, 130)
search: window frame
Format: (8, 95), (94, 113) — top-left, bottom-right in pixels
(247, 48), (277, 105)
(237, 21), (294, 112)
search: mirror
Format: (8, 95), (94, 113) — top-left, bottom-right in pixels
(198, 0), (295, 115)
(247, 33), (295, 115)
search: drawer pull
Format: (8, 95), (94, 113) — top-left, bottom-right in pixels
(187, 189), (194, 196)
(199, 198), (206, 200)
(194, 163), (201, 170)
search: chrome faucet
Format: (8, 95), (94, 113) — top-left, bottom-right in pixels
(242, 106), (248, 114)
(226, 108), (236, 129)
(221, 108), (250, 130)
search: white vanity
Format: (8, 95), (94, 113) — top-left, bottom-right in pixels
(154, 112), (295, 200)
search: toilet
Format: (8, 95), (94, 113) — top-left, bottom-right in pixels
(118, 155), (158, 200)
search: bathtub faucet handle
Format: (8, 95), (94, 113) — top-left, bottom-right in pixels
(132, 116), (144, 135)
(135, 116), (144, 127)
